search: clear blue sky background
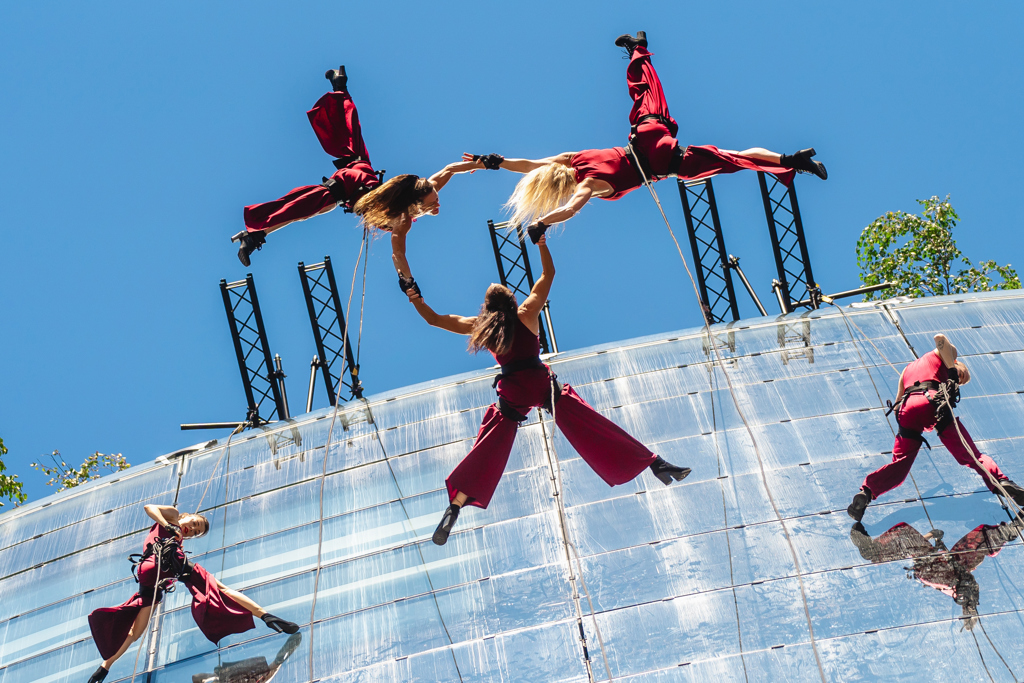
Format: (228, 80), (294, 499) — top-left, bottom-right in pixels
(2, 2), (1022, 505)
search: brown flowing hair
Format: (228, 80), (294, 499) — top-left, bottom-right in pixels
(352, 174), (434, 230)
(468, 285), (518, 356)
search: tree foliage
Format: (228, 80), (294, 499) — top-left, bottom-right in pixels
(31, 450), (130, 493)
(856, 195), (1021, 301)
(0, 438), (28, 508)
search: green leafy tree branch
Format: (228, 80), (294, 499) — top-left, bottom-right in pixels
(856, 195), (1020, 301)
(31, 451), (130, 493)
(0, 438), (28, 508)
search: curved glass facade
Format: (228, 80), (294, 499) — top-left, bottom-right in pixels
(2, 290), (1023, 682)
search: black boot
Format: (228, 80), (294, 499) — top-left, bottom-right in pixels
(325, 66), (347, 92)
(997, 479), (1024, 507)
(613, 31), (648, 57)
(231, 230), (266, 267)
(649, 456), (691, 486)
(261, 613), (299, 634)
(432, 503), (461, 546)
(779, 148), (828, 180)
(847, 487), (871, 522)
(87, 666), (109, 683)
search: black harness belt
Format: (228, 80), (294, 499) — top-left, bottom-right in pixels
(128, 535), (193, 599)
(492, 357), (560, 423)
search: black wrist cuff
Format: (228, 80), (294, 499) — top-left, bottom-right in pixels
(399, 275), (422, 298)
(527, 221), (548, 244)
(474, 153), (504, 170)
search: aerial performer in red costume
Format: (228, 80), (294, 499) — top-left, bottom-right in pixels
(400, 234), (691, 546)
(459, 31), (828, 243)
(847, 333), (1024, 522)
(85, 504), (298, 683)
(233, 66), (481, 268)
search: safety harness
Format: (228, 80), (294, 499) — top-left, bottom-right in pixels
(625, 114), (685, 182)
(884, 379), (961, 447)
(128, 534), (192, 599)
(492, 357), (561, 423)
(321, 164), (386, 214)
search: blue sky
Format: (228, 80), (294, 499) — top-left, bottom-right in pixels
(2, 2), (1022, 505)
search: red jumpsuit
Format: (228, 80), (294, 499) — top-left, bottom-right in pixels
(243, 91), (380, 233)
(88, 524), (255, 659)
(446, 319), (657, 508)
(863, 352), (1008, 499)
(569, 47), (795, 201)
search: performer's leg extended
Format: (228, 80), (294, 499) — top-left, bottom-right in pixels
(551, 384), (688, 486)
(937, 419), (1017, 496)
(435, 405), (520, 545)
(95, 604), (152, 676)
(849, 424), (925, 521)
(626, 44), (677, 132)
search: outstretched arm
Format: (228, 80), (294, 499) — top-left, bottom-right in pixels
(517, 234), (554, 335)
(537, 182), (594, 226)
(934, 334), (958, 368)
(391, 216), (413, 278)
(428, 160), (483, 193)
(408, 292), (477, 335)
(462, 152), (573, 174)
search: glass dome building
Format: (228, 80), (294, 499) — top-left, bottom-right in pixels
(2, 290), (1023, 683)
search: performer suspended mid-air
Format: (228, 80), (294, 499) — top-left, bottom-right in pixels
(460, 31), (827, 243)
(86, 504), (298, 683)
(400, 234), (691, 546)
(847, 333), (1024, 522)
(233, 66), (480, 268)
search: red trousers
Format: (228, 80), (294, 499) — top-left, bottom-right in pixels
(863, 395), (1008, 499)
(628, 47), (795, 186)
(88, 563), (254, 659)
(446, 381), (657, 509)
(243, 91), (379, 234)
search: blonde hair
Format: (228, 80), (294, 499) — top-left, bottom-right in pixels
(504, 163), (578, 229)
(353, 174), (434, 231)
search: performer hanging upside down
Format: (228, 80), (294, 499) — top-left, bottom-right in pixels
(847, 333), (1024, 522)
(401, 234), (691, 546)
(234, 66), (479, 267)
(460, 31), (827, 244)
(86, 504), (298, 683)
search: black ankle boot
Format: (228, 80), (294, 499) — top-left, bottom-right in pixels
(649, 456), (691, 486)
(432, 504), (461, 546)
(261, 613), (299, 634)
(847, 487), (871, 522)
(87, 666), (109, 683)
(779, 148), (828, 180)
(231, 230), (266, 267)
(613, 31), (648, 56)
(325, 66), (347, 92)
(997, 479), (1024, 507)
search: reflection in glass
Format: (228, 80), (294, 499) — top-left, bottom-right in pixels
(190, 632), (301, 683)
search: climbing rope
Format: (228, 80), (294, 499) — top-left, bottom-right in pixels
(128, 548), (164, 683)
(627, 147), (827, 683)
(536, 374), (613, 682)
(306, 229), (464, 683)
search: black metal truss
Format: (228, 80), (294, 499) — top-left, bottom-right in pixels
(298, 256), (362, 406)
(778, 319), (814, 365)
(758, 173), (818, 313)
(220, 274), (285, 424)
(678, 178), (740, 325)
(487, 220), (557, 353)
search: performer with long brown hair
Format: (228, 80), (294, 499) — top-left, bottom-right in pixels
(401, 235), (691, 546)
(233, 66), (479, 268)
(462, 31), (827, 243)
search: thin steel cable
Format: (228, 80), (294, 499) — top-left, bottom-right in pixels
(626, 147), (828, 683)
(307, 229), (366, 683)
(538, 376), (608, 682)
(361, 397), (465, 682)
(194, 422), (246, 515)
(970, 626), (998, 683)
(978, 618), (1018, 682)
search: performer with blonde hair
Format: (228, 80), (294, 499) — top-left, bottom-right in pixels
(461, 31), (828, 243)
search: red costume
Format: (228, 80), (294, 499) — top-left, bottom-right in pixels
(243, 91), (380, 233)
(863, 352), (1008, 499)
(445, 319), (657, 509)
(569, 47), (795, 201)
(88, 524), (254, 659)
